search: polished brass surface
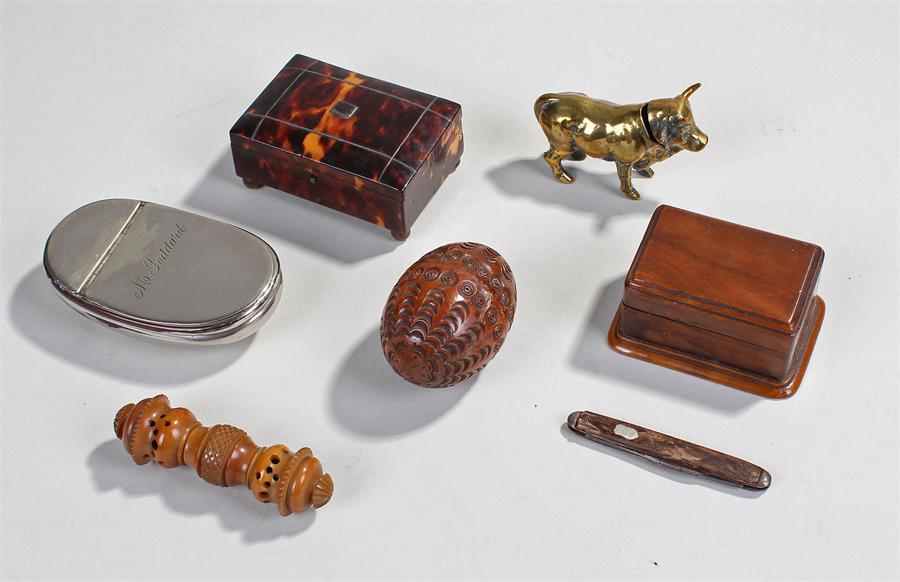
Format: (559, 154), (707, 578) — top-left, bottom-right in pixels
(534, 84), (708, 199)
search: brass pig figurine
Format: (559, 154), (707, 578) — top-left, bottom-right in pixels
(534, 84), (708, 200)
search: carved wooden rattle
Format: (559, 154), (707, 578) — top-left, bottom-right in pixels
(114, 395), (333, 516)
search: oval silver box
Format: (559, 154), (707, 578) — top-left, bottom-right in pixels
(43, 199), (282, 344)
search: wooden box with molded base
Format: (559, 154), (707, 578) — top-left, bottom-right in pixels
(230, 54), (463, 240)
(608, 205), (825, 398)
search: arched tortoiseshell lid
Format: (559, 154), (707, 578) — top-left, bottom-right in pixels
(114, 395), (333, 516)
(380, 242), (516, 388)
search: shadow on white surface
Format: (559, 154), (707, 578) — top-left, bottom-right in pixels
(328, 327), (474, 438)
(184, 151), (401, 264)
(559, 424), (767, 499)
(571, 275), (760, 413)
(486, 157), (658, 229)
(88, 440), (315, 542)
(8, 267), (251, 385)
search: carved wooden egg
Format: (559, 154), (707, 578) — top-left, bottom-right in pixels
(380, 242), (517, 388)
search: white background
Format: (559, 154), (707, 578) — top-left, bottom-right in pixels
(1, 2), (897, 580)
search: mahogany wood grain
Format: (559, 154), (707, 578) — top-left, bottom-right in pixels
(610, 205), (825, 398)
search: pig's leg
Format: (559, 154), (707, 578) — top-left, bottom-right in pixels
(615, 161), (640, 200)
(543, 147), (575, 184)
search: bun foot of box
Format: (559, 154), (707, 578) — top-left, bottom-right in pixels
(391, 229), (410, 241)
(242, 178), (264, 189)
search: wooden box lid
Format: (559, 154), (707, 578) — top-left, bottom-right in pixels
(230, 55), (461, 199)
(623, 206), (824, 345)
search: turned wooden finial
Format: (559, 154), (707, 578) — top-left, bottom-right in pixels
(114, 395), (333, 516)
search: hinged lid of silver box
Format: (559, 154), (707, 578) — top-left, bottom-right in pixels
(43, 199), (282, 344)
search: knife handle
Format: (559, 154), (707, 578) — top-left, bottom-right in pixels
(567, 411), (771, 490)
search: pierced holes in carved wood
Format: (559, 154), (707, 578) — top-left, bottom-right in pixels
(271, 456), (280, 464)
(148, 420), (155, 427)
(256, 472), (261, 480)
(266, 467), (273, 474)
(272, 474), (279, 481)
(264, 481), (271, 488)
(151, 440), (158, 450)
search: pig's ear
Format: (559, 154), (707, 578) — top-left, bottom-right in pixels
(681, 83), (701, 99)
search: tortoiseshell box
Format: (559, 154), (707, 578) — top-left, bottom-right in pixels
(230, 55), (463, 240)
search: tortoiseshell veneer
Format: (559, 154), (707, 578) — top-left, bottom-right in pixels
(230, 55), (463, 240)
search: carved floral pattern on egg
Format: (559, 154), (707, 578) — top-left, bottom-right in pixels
(380, 242), (517, 388)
